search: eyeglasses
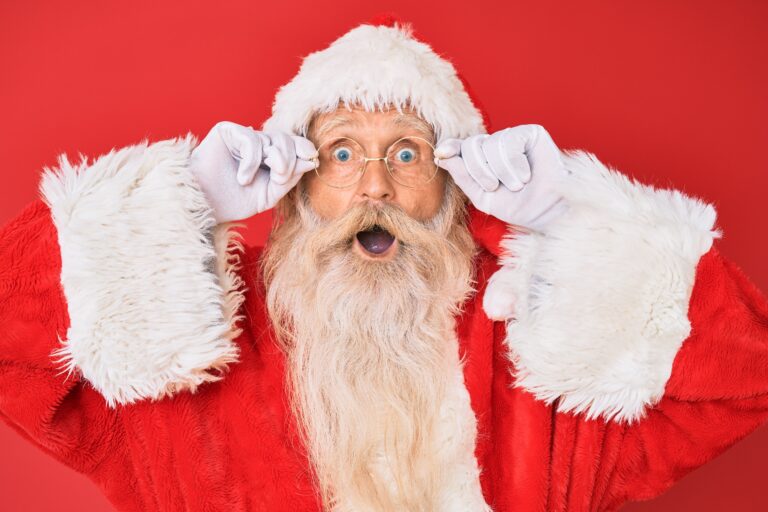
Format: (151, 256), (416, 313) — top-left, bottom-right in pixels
(309, 136), (439, 189)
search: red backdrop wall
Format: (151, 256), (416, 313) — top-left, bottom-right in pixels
(1, 1), (766, 510)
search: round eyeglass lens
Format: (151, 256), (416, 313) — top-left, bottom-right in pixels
(385, 137), (438, 188)
(315, 137), (366, 188)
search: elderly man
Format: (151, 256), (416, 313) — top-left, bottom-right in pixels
(1, 20), (766, 512)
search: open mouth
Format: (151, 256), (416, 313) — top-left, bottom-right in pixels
(355, 225), (396, 256)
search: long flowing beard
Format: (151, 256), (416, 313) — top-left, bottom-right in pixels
(261, 182), (476, 511)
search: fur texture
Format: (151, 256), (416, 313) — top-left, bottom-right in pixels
(261, 23), (486, 142)
(39, 137), (244, 407)
(483, 150), (721, 423)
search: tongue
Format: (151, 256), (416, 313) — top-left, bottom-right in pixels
(356, 228), (396, 255)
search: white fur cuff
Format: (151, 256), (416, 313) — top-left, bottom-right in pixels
(483, 151), (720, 423)
(40, 136), (244, 407)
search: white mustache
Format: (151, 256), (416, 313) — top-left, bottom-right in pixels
(306, 201), (443, 259)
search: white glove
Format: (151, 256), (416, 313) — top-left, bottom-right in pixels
(435, 124), (570, 232)
(189, 121), (317, 223)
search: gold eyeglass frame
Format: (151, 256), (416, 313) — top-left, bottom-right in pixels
(309, 135), (440, 189)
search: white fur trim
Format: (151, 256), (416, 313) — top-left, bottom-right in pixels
(434, 347), (492, 511)
(483, 151), (721, 423)
(39, 136), (244, 407)
(262, 23), (486, 141)
(365, 336), (491, 511)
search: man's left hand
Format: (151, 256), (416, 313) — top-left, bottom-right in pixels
(435, 124), (570, 232)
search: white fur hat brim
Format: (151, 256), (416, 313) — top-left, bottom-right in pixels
(261, 22), (487, 142)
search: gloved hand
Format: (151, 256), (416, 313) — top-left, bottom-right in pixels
(189, 121), (317, 223)
(434, 124), (570, 232)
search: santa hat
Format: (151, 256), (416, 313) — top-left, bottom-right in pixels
(261, 16), (489, 143)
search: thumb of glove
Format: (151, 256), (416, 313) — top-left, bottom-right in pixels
(433, 138), (463, 161)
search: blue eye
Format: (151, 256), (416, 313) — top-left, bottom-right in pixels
(396, 148), (415, 163)
(333, 147), (352, 163)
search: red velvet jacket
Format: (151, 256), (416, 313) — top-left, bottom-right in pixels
(1, 138), (767, 511)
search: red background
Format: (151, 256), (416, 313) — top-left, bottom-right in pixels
(1, 0), (766, 510)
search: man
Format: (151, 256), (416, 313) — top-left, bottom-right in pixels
(0, 19), (766, 512)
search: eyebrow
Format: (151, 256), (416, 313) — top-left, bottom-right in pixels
(313, 115), (360, 141)
(312, 112), (435, 143)
(392, 114), (434, 141)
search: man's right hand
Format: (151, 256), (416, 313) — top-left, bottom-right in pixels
(190, 121), (317, 223)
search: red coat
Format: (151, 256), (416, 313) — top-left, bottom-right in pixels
(1, 138), (767, 511)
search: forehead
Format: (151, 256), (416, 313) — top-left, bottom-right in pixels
(308, 105), (434, 142)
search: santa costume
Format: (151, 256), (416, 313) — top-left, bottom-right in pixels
(1, 18), (767, 512)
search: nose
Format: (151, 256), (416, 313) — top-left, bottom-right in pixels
(356, 158), (395, 203)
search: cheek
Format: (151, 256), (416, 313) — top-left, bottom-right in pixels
(399, 172), (447, 220)
(303, 170), (447, 220)
(303, 173), (353, 219)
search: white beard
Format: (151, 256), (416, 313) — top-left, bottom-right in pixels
(262, 184), (490, 511)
